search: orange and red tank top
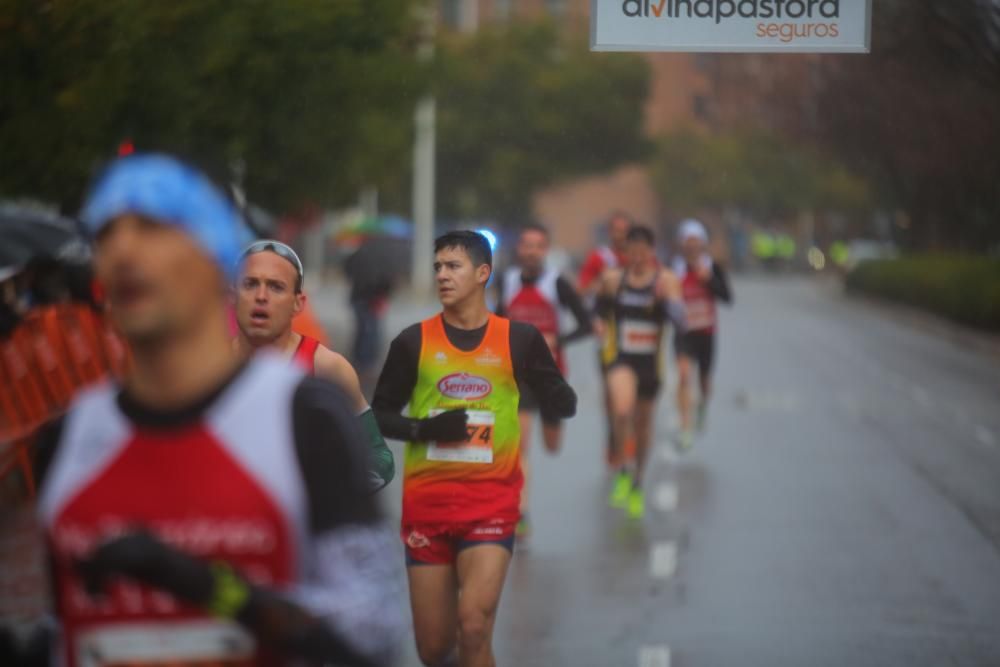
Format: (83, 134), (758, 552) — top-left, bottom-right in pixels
(403, 314), (522, 524)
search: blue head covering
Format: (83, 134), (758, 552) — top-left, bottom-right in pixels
(80, 154), (250, 280)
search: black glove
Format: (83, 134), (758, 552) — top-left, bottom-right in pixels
(0, 625), (14, 667)
(76, 530), (216, 607)
(416, 409), (469, 442)
(0, 623), (50, 667)
(75, 532), (374, 665)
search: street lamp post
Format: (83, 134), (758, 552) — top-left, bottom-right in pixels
(411, 95), (436, 297)
(410, 3), (437, 298)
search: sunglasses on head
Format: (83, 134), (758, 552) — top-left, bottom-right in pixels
(239, 240), (304, 279)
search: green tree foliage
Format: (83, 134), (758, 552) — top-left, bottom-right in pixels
(847, 256), (1000, 331)
(650, 128), (869, 220)
(0, 0), (422, 213)
(768, 0), (1000, 250)
(433, 22), (649, 225)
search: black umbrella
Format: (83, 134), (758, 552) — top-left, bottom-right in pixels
(344, 236), (411, 300)
(0, 204), (90, 278)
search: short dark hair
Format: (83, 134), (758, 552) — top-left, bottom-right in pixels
(520, 222), (550, 240)
(626, 225), (655, 245)
(434, 230), (493, 269)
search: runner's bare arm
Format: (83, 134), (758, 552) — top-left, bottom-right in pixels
(313, 347), (368, 413)
(598, 268), (623, 304)
(314, 346), (395, 490)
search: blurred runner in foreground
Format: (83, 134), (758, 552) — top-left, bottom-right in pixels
(577, 212), (630, 467)
(594, 225), (685, 519)
(495, 223), (590, 539)
(31, 154), (402, 667)
(233, 239), (394, 491)
(373, 231), (576, 667)
(672, 220), (732, 450)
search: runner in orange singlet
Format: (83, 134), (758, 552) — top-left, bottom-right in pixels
(373, 231), (576, 666)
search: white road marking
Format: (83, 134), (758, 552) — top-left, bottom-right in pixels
(654, 484), (679, 512)
(650, 542), (678, 579)
(638, 644), (671, 667)
(975, 425), (996, 447)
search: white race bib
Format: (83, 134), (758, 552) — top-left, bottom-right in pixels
(77, 620), (255, 667)
(426, 409), (495, 464)
(620, 320), (660, 354)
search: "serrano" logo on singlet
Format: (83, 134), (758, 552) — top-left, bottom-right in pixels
(437, 372), (493, 400)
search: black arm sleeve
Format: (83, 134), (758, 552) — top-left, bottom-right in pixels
(371, 325), (422, 441)
(510, 322), (577, 423)
(494, 274), (506, 317)
(708, 263), (732, 304)
(249, 377), (404, 665)
(594, 292), (615, 319)
(292, 378), (380, 530)
(33, 415), (66, 491)
(555, 276), (592, 345)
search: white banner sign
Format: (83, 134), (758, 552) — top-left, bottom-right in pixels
(591, 0), (871, 53)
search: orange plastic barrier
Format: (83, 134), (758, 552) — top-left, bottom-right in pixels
(0, 303), (127, 498)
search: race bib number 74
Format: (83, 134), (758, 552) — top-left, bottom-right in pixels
(426, 409), (495, 464)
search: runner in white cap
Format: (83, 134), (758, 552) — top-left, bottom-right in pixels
(672, 219), (732, 450)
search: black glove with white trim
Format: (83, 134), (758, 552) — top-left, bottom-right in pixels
(415, 409), (468, 442)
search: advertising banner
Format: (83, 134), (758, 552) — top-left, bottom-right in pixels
(591, 0), (872, 53)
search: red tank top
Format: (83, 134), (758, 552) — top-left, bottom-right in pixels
(292, 335), (319, 374)
(39, 359), (304, 666)
(502, 267), (564, 372)
(680, 269), (717, 333)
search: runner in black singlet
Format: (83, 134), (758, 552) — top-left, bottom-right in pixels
(595, 225), (685, 519)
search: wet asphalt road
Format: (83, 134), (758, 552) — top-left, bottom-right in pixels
(352, 276), (1000, 667)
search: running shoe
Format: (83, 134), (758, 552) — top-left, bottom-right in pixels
(626, 487), (645, 519)
(678, 429), (695, 453)
(609, 472), (632, 508)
